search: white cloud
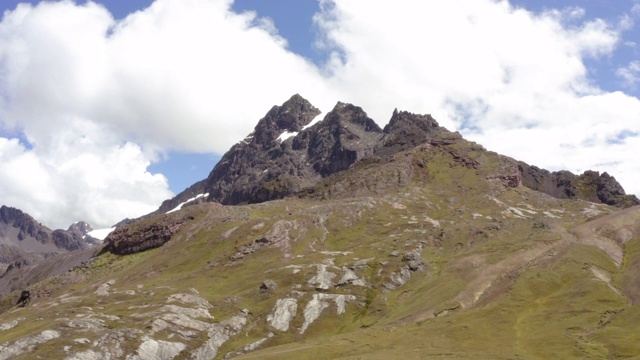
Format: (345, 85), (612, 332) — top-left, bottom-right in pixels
(616, 61), (640, 87)
(0, 0), (639, 228)
(0, 131), (172, 229)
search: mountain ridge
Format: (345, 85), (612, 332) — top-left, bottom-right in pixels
(155, 94), (638, 215)
(0, 205), (99, 294)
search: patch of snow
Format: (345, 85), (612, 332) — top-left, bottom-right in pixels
(87, 227), (115, 240)
(302, 112), (324, 130)
(277, 131), (299, 142)
(166, 193), (209, 214)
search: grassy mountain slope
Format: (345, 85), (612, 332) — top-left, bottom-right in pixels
(0, 133), (638, 359)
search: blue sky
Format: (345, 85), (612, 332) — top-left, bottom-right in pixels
(1, 0), (639, 228)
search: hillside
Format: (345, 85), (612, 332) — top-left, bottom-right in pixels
(0, 96), (638, 359)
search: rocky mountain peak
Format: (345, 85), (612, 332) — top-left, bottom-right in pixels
(377, 110), (444, 156)
(66, 221), (93, 237)
(323, 101), (382, 132)
(252, 93), (321, 148)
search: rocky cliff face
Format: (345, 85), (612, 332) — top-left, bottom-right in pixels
(105, 213), (195, 255)
(0, 206), (49, 243)
(517, 163), (640, 208)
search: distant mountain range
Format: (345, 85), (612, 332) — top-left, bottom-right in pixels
(0, 95), (638, 359)
(0, 206), (101, 293)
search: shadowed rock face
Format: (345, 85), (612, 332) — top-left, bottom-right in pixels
(517, 163), (640, 208)
(376, 109), (444, 156)
(0, 206), (50, 244)
(105, 215), (195, 255)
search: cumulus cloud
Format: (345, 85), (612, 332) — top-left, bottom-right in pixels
(0, 0), (639, 228)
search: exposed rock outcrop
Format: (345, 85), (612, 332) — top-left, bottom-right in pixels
(155, 94), (322, 213)
(267, 298), (298, 332)
(129, 337), (186, 360)
(260, 280), (277, 293)
(517, 164), (640, 208)
(67, 221), (101, 245)
(299, 293), (356, 334)
(105, 215), (194, 255)
(376, 109), (444, 156)
(0, 329), (60, 360)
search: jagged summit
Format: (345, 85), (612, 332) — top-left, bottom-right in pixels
(154, 96), (452, 213)
(251, 93), (321, 147)
(155, 95), (638, 215)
